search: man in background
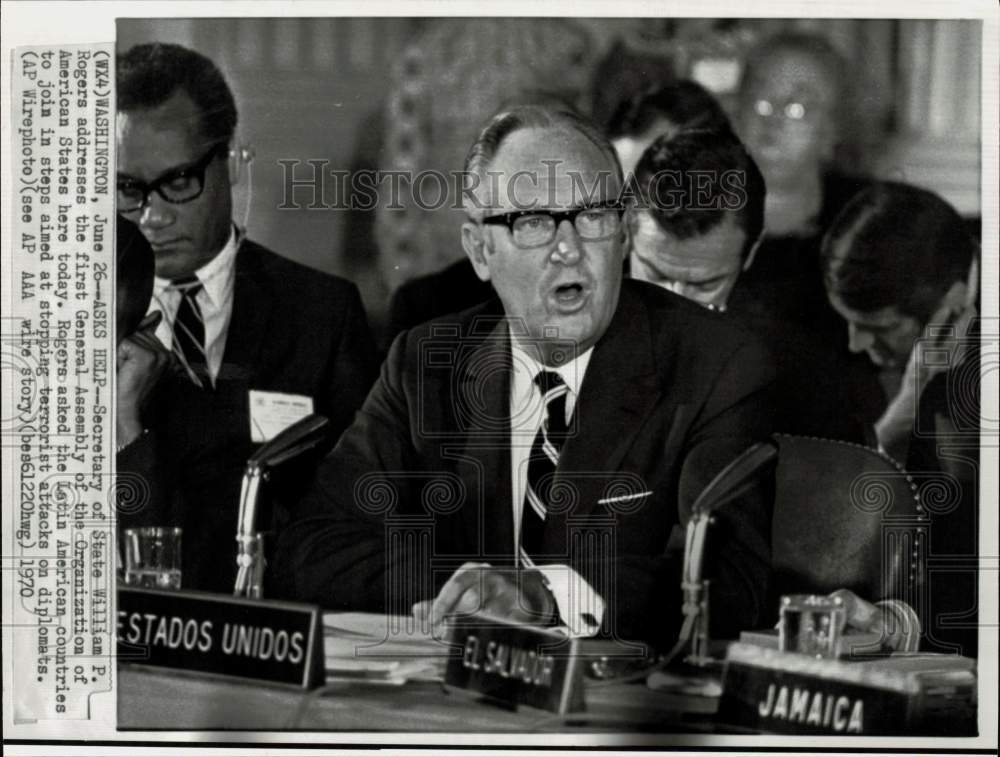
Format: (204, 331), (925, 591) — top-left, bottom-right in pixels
(822, 182), (979, 469)
(115, 42), (377, 593)
(628, 127), (873, 441)
(822, 181), (979, 656)
(627, 127), (763, 310)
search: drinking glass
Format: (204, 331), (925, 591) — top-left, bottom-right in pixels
(123, 527), (182, 589)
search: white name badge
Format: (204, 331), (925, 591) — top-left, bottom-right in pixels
(249, 390), (314, 443)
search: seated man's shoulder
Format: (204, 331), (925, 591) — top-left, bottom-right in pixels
(382, 297), (507, 391)
(395, 257), (486, 301)
(624, 280), (777, 399)
(239, 239), (360, 302)
(627, 279), (767, 355)
(393, 296), (506, 349)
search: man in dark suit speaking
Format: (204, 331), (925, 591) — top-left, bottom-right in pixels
(280, 107), (775, 646)
(115, 43), (377, 593)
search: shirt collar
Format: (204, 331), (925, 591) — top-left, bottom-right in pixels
(510, 330), (594, 401)
(153, 225), (240, 308)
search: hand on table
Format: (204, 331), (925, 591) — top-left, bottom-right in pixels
(828, 589), (920, 652)
(412, 562), (557, 636)
(117, 312), (171, 447)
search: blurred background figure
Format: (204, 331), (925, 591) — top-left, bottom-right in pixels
(738, 33), (852, 236)
(822, 180), (980, 656)
(590, 38), (677, 134)
(607, 80), (733, 176)
(731, 31), (870, 335)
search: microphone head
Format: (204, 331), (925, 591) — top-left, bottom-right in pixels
(247, 414), (330, 469)
(691, 440), (778, 516)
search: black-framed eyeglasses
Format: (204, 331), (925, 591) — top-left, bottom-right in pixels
(481, 201), (624, 249)
(117, 143), (228, 213)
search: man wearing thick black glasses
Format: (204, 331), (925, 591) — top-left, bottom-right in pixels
(115, 43), (377, 593)
(280, 106), (776, 648)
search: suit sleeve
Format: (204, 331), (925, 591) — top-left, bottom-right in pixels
(275, 332), (426, 611)
(384, 280), (418, 354)
(676, 338), (776, 640)
(322, 282), (379, 445)
(116, 430), (179, 530)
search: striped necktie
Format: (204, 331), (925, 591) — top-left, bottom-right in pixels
(520, 370), (568, 567)
(171, 275), (208, 388)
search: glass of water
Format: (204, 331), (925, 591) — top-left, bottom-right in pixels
(123, 527), (182, 589)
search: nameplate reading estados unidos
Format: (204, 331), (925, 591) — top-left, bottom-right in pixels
(117, 587), (325, 688)
(445, 613), (585, 714)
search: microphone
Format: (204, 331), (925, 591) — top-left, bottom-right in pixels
(234, 414), (330, 598)
(246, 414), (329, 470)
(691, 440), (780, 515)
(670, 440), (779, 666)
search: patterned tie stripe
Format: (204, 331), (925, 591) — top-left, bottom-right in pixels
(520, 370), (568, 567)
(171, 275), (208, 388)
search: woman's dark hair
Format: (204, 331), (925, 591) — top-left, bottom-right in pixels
(606, 80), (732, 141)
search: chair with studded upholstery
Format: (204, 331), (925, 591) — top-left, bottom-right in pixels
(769, 433), (927, 620)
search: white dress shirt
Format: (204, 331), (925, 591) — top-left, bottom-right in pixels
(508, 336), (605, 637)
(146, 227), (240, 384)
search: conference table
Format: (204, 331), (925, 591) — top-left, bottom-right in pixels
(116, 607), (978, 737)
(117, 609), (727, 733)
(118, 665), (722, 732)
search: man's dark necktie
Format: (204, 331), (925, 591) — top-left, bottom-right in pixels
(520, 370), (568, 567)
(171, 275), (208, 388)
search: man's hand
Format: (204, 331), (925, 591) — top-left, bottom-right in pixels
(902, 298), (975, 398)
(117, 312), (171, 447)
(412, 562), (557, 636)
(875, 299), (976, 461)
(828, 589), (920, 652)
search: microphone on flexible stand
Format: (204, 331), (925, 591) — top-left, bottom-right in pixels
(233, 414), (330, 598)
(666, 440), (779, 667)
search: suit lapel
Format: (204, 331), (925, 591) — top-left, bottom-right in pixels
(549, 287), (662, 553)
(221, 241), (274, 383)
(453, 316), (515, 563)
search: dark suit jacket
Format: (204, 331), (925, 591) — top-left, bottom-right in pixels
(727, 173), (887, 442)
(278, 279), (776, 646)
(907, 321), (980, 657)
(119, 239), (378, 593)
